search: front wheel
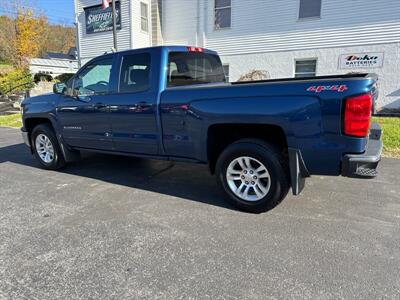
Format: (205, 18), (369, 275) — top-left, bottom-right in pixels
(31, 124), (66, 170)
(216, 139), (290, 213)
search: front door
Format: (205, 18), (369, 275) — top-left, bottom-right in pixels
(57, 56), (115, 150)
(107, 52), (159, 155)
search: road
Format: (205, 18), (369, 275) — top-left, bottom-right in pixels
(0, 127), (399, 299)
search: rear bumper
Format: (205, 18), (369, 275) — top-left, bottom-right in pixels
(21, 128), (30, 147)
(341, 123), (383, 178)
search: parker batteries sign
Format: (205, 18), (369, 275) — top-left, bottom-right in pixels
(84, 1), (121, 34)
(339, 53), (384, 69)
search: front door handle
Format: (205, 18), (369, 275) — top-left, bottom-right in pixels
(94, 102), (107, 109)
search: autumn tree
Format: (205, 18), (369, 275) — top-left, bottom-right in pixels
(14, 9), (47, 67)
(0, 0), (75, 66)
(41, 24), (75, 55)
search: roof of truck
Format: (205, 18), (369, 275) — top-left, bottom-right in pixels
(99, 45), (218, 58)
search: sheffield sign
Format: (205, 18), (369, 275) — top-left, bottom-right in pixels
(84, 1), (121, 34)
(339, 53), (384, 69)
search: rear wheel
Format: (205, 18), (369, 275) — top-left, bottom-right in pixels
(216, 139), (289, 213)
(31, 124), (66, 170)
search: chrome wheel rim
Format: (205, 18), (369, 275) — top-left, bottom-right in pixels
(35, 134), (55, 163)
(226, 156), (271, 202)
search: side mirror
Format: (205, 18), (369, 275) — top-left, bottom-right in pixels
(53, 82), (66, 94)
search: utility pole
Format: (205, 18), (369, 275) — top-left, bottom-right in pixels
(112, 0), (118, 51)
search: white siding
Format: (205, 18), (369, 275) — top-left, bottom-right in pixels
(162, 0), (198, 45)
(221, 43), (400, 109)
(75, 0), (132, 64)
(131, 0), (152, 48)
(162, 0), (400, 56)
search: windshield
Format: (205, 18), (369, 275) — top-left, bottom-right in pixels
(167, 52), (226, 87)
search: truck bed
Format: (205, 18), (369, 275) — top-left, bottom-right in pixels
(231, 73), (377, 85)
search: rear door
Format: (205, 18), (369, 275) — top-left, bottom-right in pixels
(107, 51), (159, 154)
(57, 56), (116, 150)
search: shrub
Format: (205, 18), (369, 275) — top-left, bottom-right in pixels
(0, 68), (34, 96)
(33, 72), (53, 83)
(237, 70), (270, 82)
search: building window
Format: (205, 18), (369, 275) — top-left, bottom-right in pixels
(295, 59), (317, 78)
(299, 0), (322, 19)
(140, 2), (149, 32)
(215, 0), (231, 29)
(223, 64), (230, 82)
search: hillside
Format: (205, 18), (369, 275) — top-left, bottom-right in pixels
(0, 15), (75, 63)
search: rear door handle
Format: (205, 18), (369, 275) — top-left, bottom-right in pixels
(135, 101), (152, 109)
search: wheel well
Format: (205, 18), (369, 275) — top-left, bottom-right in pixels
(207, 124), (288, 173)
(25, 118), (53, 134)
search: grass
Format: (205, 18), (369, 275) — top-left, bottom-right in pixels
(0, 113), (22, 128)
(372, 117), (400, 158)
(0, 114), (399, 157)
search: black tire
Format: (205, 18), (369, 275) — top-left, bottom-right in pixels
(216, 139), (290, 213)
(31, 124), (66, 170)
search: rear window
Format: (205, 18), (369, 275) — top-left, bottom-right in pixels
(167, 52), (226, 87)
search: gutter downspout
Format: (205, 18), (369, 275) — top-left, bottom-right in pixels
(196, 0), (200, 46)
(74, 0), (82, 68)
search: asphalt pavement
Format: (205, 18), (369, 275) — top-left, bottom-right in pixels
(0, 126), (399, 299)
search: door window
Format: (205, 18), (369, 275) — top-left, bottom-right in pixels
(73, 58), (113, 96)
(119, 53), (151, 93)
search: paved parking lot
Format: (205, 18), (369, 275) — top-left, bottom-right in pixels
(0, 127), (400, 299)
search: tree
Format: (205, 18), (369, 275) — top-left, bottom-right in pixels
(0, 16), (16, 64)
(0, 0), (75, 66)
(14, 9), (47, 67)
(41, 24), (75, 55)
(0, 68), (33, 96)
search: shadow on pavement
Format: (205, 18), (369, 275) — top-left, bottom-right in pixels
(0, 143), (234, 210)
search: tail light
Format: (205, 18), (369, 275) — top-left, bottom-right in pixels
(343, 93), (372, 137)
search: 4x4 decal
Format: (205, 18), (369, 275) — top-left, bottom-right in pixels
(307, 85), (348, 93)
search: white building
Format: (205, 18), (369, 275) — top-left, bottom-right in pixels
(29, 48), (79, 77)
(74, 0), (400, 110)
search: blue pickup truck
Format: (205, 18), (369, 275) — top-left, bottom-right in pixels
(21, 46), (382, 213)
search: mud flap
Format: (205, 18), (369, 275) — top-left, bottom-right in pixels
(288, 148), (310, 195)
(57, 133), (81, 163)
